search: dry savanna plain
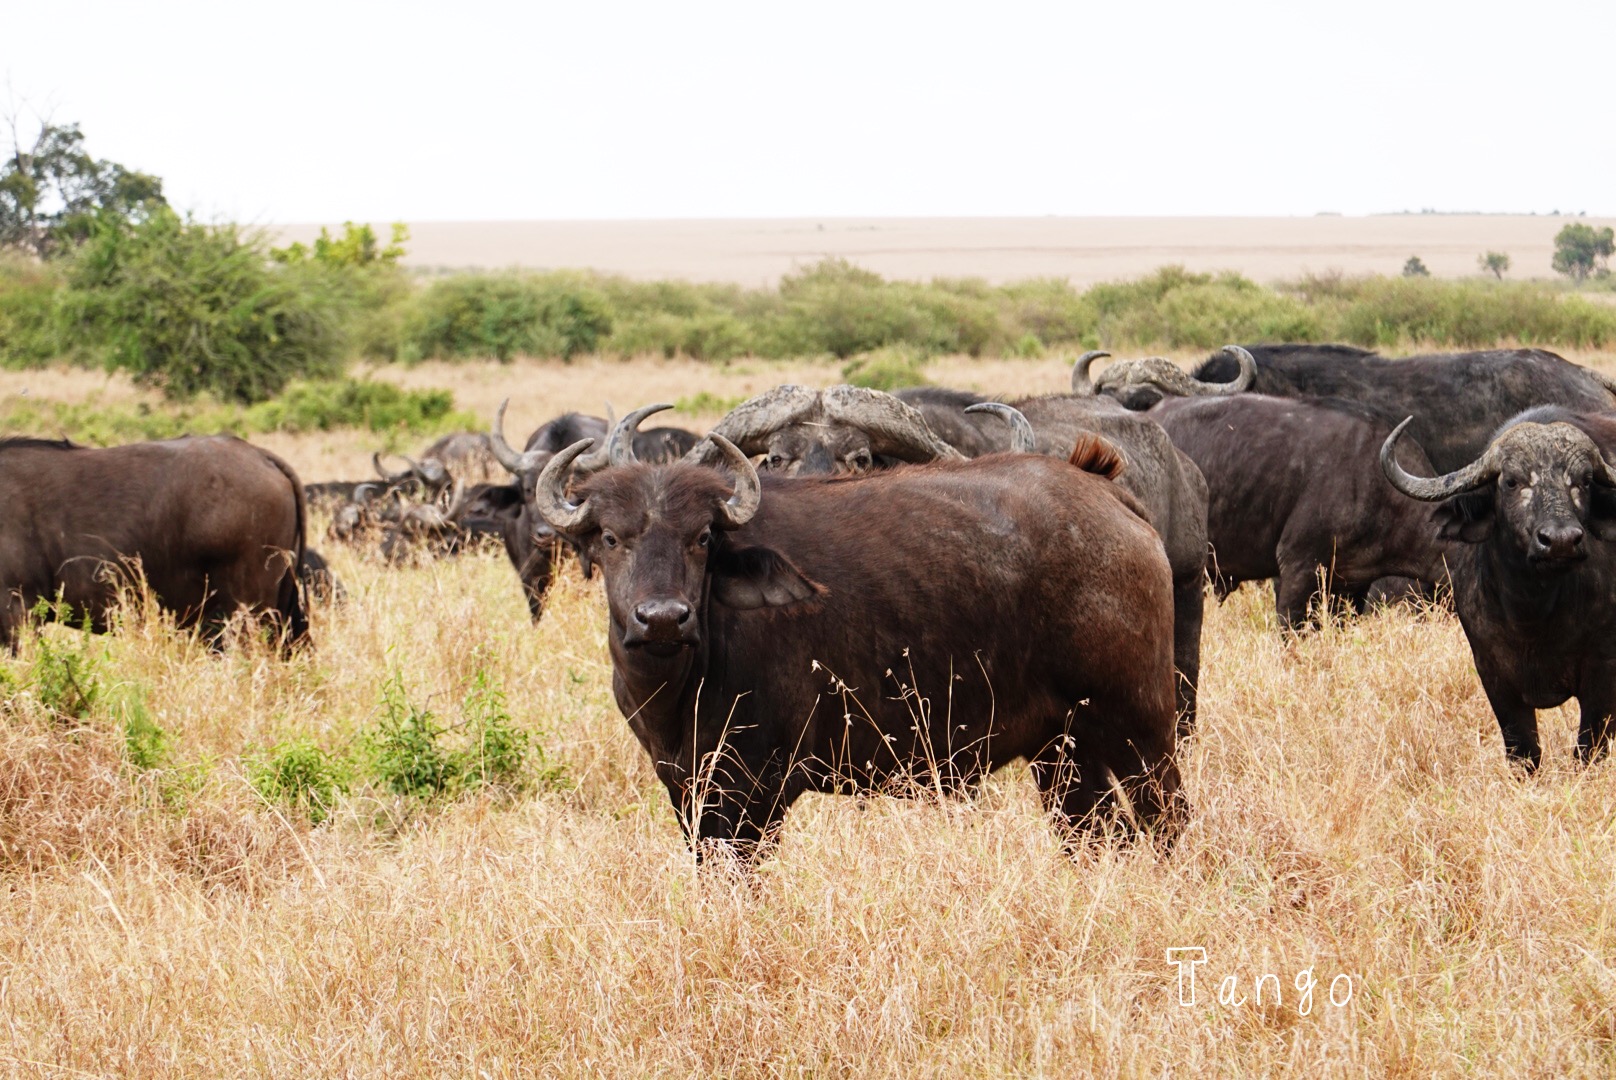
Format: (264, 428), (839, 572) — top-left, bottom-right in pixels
(6, 264), (1616, 1072)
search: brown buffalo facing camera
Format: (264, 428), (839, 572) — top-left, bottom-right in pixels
(534, 407), (1185, 864)
(0, 435), (308, 650)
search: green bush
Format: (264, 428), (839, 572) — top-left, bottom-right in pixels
(64, 208), (344, 402)
(403, 273), (612, 362)
(0, 378), (477, 447)
(27, 601), (103, 722)
(841, 345), (932, 390)
(241, 377), (474, 436)
(119, 690), (169, 771)
(0, 255), (67, 368)
(248, 738), (350, 824)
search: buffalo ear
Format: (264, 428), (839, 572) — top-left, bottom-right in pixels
(1434, 492), (1495, 543)
(711, 545), (825, 610)
(1590, 486), (1616, 541)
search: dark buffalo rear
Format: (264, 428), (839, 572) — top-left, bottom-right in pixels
(1190, 345), (1616, 471)
(1152, 394), (1451, 628)
(0, 436), (308, 648)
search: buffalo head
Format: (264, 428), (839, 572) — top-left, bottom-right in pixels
(1073, 345), (1256, 410)
(1382, 417), (1616, 568)
(535, 408), (818, 656)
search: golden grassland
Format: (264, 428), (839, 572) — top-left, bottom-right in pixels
(5, 353), (1616, 1076)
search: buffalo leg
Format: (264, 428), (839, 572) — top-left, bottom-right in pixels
(1033, 721), (1182, 847)
(1475, 664), (1541, 772)
(0, 590), (21, 654)
(1171, 571), (1204, 737)
(1576, 665), (1616, 765)
(1273, 571), (1319, 633)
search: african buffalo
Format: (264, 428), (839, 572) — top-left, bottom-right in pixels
(1382, 408), (1616, 769)
(488, 405), (699, 618)
(533, 411), (1184, 861)
(1151, 395), (1451, 629)
(1183, 345), (1616, 472)
(0, 435), (308, 649)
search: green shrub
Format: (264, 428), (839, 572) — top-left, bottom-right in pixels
(64, 208), (344, 402)
(119, 690), (169, 771)
(0, 379), (477, 447)
(404, 273), (613, 362)
(673, 390), (747, 416)
(841, 345), (932, 390)
(27, 600), (102, 722)
(241, 377), (474, 436)
(363, 672), (459, 799)
(0, 255), (67, 368)
(248, 738), (350, 824)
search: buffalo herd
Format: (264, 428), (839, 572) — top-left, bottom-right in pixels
(5, 343), (1616, 862)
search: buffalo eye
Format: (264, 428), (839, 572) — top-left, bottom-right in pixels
(1502, 476), (1519, 491)
(602, 530), (619, 549)
(695, 528), (713, 549)
(849, 449), (873, 470)
(765, 453), (785, 470)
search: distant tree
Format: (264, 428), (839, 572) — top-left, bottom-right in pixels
(0, 108), (165, 258)
(1402, 256), (1431, 278)
(1552, 223), (1615, 282)
(1478, 251), (1511, 280)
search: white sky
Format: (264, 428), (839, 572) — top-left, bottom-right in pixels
(5, 0), (1612, 223)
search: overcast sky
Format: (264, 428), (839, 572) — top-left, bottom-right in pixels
(5, 0), (1611, 223)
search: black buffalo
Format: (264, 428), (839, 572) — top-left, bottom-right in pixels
(0, 436), (308, 649)
(1182, 345), (1616, 472)
(531, 414), (1184, 861)
(1382, 408), (1616, 769)
(1151, 395), (1451, 629)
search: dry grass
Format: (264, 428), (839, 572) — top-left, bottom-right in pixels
(5, 356), (1616, 1076)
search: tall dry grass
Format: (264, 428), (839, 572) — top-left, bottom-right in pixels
(3, 356), (1616, 1075)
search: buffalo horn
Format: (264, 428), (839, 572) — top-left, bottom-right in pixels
(964, 402), (1037, 453)
(710, 433), (762, 529)
(1193, 345), (1256, 395)
(373, 452), (414, 483)
(1380, 418), (1498, 501)
(685, 385), (822, 464)
(575, 402), (675, 473)
(533, 438), (599, 533)
(822, 385), (964, 463)
(489, 399), (546, 476)
(1071, 351), (1111, 395)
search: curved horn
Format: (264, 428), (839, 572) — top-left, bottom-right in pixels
(533, 438), (599, 533)
(353, 482), (380, 506)
(710, 434), (762, 529)
(964, 402), (1037, 453)
(1071, 351), (1110, 395)
(489, 399), (545, 476)
(571, 402), (675, 474)
(1194, 345), (1256, 395)
(821, 385), (965, 463)
(373, 451), (413, 483)
(1380, 417), (1497, 501)
(684, 385), (822, 465)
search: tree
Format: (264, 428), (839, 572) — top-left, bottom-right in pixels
(1402, 256), (1430, 278)
(1552, 223), (1615, 282)
(0, 109), (166, 258)
(1478, 250), (1511, 280)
